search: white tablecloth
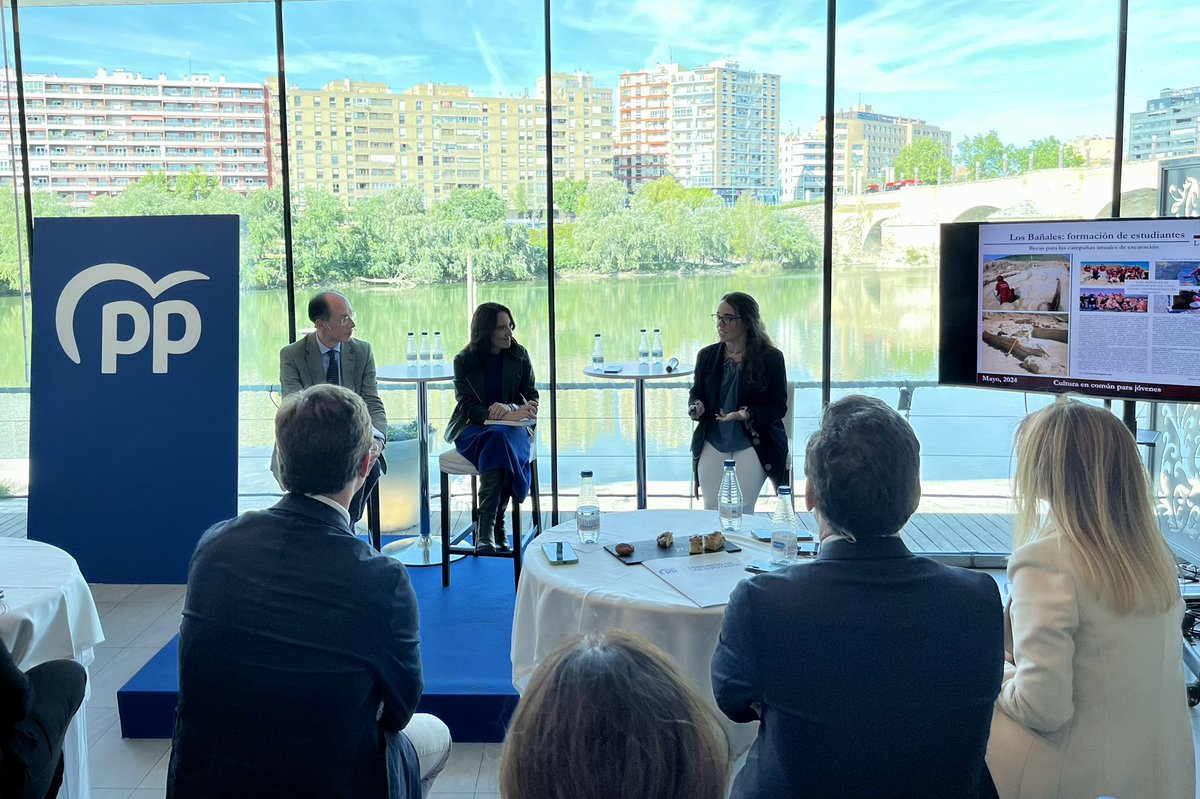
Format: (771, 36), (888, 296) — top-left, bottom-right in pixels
(1, 538), (105, 799)
(511, 509), (778, 756)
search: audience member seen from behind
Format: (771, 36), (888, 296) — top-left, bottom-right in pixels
(712, 395), (1003, 799)
(1, 640), (86, 799)
(688, 291), (789, 513)
(445, 302), (539, 554)
(168, 384), (450, 799)
(986, 397), (1194, 799)
(500, 631), (728, 799)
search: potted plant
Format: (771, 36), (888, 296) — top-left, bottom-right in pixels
(375, 421), (433, 533)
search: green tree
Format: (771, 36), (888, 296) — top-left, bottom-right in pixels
(435, 188), (507, 224)
(893, 137), (952, 184)
(633, 176), (719, 209)
(553, 178), (588, 218)
(577, 178), (628, 218)
(88, 169), (244, 217)
(0, 192), (75, 292)
(241, 187), (286, 288)
(290, 188), (359, 285)
(1019, 136), (1086, 170)
(955, 131), (1021, 180)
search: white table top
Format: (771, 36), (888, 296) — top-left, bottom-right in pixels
(377, 363), (455, 383)
(0, 538), (105, 667)
(583, 361), (694, 380)
(511, 509), (782, 757)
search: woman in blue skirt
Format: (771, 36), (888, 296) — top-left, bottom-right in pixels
(445, 302), (538, 554)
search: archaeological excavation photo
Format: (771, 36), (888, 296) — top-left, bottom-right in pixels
(982, 254), (1071, 311)
(980, 312), (1070, 376)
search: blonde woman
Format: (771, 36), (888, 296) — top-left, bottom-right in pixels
(986, 397), (1194, 798)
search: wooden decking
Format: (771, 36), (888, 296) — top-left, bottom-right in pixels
(0, 502), (1014, 555)
(795, 511), (1013, 555)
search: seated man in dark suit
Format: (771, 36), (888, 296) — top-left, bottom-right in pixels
(712, 395), (1003, 799)
(0, 641), (86, 799)
(278, 291), (387, 523)
(168, 384), (450, 799)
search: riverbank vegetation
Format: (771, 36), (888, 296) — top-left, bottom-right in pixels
(0, 173), (820, 292)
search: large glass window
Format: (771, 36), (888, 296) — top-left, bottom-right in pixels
(550, 0), (826, 514)
(0, 3), (27, 500)
(832, 2), (1119, 520)
(17, 0), (283, 509)
(280, 0), (550, 534)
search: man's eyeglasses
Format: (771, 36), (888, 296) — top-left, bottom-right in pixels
(712, 314), (742, 326)
(328, 312), (355, 327)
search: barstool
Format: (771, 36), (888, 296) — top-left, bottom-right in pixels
(438, 442), (541, 588)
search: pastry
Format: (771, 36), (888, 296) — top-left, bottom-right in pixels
(703, 531), (726, 552)
(656, 531), (674, 549)
(615, 542), (635, 556)
(689, 535), (704, 555)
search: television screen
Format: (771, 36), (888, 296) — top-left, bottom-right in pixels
(940, 217), (1200, 402)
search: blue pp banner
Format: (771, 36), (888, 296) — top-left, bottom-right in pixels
(29, 215), (239, 583)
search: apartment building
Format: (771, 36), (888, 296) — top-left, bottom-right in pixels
(780, 133), (826, 202)
(616, 59), (780, 204)
(266, 71), (613, 210)
(825, 104), (950, 193)
(0, 67), (269, 207)
(1128, 86), (1199, 162)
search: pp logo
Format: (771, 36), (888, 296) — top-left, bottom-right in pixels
(55, 263), (208, 374)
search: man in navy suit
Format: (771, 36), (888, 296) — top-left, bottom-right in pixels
(168, 384), (450, 798)
(712, 395), (1002, 799)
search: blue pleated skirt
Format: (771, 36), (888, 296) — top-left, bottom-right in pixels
(455, 424), (532, 502)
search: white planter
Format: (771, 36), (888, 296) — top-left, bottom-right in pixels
(377, 437), (420, 533)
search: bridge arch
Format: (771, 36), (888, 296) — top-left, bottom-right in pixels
(954, 205), (1001, 223)
(863, 219), (885, 253)
(1095, 188), (1158, 218)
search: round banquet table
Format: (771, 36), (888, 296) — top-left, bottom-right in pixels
(511, 508), (781, 757)
(0, 538), (105, 799)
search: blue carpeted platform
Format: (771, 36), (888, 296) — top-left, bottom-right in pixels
(118, 553), (520, 742)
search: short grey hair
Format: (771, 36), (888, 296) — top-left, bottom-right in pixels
(804, 395), (920, 539)
(275, 384), (372, 495)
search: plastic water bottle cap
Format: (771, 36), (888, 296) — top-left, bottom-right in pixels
(779, 486), (791, 495)
(434, 331), (440, 335)
(640, 328), (647, 332)
(724, 459), (736, 468)
(581, 470), (593, 478)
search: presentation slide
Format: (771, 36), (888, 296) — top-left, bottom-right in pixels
(975, 218), (1200, 401)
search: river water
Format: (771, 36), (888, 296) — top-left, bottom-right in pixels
(0, 270), (1044, 489)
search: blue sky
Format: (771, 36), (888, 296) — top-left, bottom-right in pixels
(13, 0), (1198, 147)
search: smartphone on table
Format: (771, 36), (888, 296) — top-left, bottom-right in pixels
(543, 541), (578, 565)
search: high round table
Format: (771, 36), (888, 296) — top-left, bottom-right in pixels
(582, 360), (693, 508)
(377, 362), (465, 567)
(0, 538), (105, 799)
(512, 508), (787, 757)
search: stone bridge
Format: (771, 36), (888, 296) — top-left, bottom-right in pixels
(798, 162), (1162, 268)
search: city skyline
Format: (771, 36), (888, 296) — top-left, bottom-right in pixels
(9, 0), (1197, 147)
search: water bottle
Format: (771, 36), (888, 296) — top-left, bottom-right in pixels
(419, 331), (430, 363)
(651, 328), (664, 364)
(432, 331), (443, 364)
(405, 333), (417, 368)
(718, 459), (742, 533)
(592, 333), (604, 366)
(771, 486), (798, 565)
(638, 329), (650, 365)
(576, 470), (601, 543)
